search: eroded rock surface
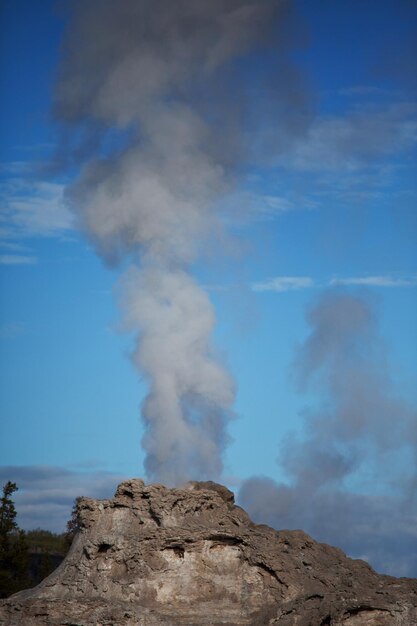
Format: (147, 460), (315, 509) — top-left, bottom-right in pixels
(1, 479), (416, 625)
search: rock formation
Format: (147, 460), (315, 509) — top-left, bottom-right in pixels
(0, 479), (416, 625)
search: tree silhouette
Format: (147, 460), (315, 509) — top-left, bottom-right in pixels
(64, 497), (82, 550)
(0, 482), (29, 598)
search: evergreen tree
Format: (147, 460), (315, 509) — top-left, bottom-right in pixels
(64, 497), (82, 550)
(0, 482), (29, 598)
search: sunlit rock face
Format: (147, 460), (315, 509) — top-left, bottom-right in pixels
(1, 479), (416, 625)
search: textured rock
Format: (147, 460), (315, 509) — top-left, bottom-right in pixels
(0, 479), (416, 625)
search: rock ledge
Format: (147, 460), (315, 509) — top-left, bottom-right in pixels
(1, 479), (416, 625)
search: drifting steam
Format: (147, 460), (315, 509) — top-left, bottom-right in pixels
(54, 0), (306, 484)
(240, 290), (417, 576)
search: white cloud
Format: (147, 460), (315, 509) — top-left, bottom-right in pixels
(0, 254), (38, 265)
(283, 102), (417, 173)
(251, 274), (417, 293)
(330, 275), (417, 288)
(259, 195), (293, 214)
(0, 168), (73, 242)
(252, 276), (314, 292)
(0, 241), (27, 252)
(262, 101), (417, 213)
(219, 191), (299, 227)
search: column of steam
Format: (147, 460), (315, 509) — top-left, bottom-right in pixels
(54, 0), (284, 485)
(66, 103), (237, 486)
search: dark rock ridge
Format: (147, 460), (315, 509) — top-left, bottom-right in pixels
(1, 479), (416, 625)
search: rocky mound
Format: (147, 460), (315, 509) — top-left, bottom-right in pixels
(0, 479), (416, 625)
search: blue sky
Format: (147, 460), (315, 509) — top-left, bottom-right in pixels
(0, 0), (416, 577)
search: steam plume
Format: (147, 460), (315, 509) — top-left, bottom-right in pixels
(54, 0), (306, 484)
(240, 290), (417, 576)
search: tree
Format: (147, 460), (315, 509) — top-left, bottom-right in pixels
(0, 482), (29, 598)
(0, 482), (18, 535)
(64, 497), (82, 550)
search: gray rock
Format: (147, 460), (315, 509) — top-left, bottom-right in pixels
(1, 479), (416, 625)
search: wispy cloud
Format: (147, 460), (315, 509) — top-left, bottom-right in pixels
(252, 276), (314, 292)
(220, 191), (299, 227)
(251, 274), (417, 293)
(266, 99), (417, 213)
(259, 195), (293, 214)
(0, 241), (28, 252)
(0, 165), (73, 242)
(0, 254), (38, 265)
(330, 275), (417, 288)
(284, 102), (417, 173)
